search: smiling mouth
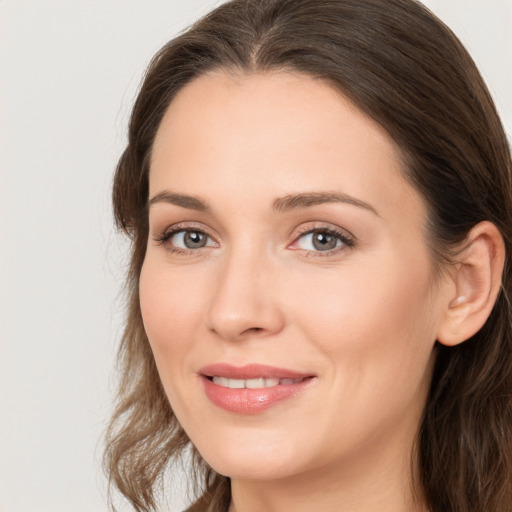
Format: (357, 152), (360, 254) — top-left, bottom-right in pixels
(210, 376), (306, 389)
(200, 364), (315, 413)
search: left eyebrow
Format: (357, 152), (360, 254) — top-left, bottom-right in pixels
(272, 191), (380, 217)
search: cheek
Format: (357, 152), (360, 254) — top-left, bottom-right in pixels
(139, 258), (205, 362)
(287, 261), (438, 451)
(285, 254), (438, 386)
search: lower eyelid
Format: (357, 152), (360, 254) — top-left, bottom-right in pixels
(174, 230), (211, 245)
(152, 225), (353, 255)
(296, 233), (342, 249)
(155, 227), (218, 251)
(291, 227), (354, 249)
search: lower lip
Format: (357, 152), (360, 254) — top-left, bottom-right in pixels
(202, 376), (314, 414)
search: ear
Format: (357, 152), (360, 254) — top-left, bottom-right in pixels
(437, 221), (505, 347)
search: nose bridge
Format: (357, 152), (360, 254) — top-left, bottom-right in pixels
(205, 240), (284, 340)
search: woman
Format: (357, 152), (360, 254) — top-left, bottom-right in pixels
(104, 0), (512, 511)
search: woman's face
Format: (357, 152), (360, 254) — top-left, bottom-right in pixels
(140, 71), (452, 481)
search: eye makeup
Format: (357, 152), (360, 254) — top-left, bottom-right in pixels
(152, 221), (356, 258)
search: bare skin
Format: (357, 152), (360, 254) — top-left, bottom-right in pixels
(140, 70), (504, 512)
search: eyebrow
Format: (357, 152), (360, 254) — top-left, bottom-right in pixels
(272, 191), (379, 216)
(148, 191), (210, 211)
(148, 190), (379, 216)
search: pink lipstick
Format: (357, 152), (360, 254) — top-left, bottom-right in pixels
(199, 363), (315, 414)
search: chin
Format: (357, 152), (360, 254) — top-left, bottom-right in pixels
(192, 429), (306, 481)
(207, 456), (298, 482)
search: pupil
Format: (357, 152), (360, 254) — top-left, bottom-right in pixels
(313, 231), (336, 251)
(184, 231), (206, 248)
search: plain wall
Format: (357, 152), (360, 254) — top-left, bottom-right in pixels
(0, 1), (510, 511)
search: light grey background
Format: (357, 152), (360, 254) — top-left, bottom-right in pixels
(0, 1), (510, 511)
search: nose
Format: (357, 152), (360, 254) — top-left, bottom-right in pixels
(205, 248), (285, 341)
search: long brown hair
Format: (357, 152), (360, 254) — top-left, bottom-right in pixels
(105, 1), (512, 510)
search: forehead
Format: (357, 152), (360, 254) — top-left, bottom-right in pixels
(151, 70), (400, 171)
(149, 70), (425, 225)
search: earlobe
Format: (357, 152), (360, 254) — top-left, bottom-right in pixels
(437, 221), (505, 347)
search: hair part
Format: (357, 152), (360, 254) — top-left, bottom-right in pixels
(106, 1), (512, 511)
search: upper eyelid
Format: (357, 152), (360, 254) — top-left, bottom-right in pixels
(152, 221), (355, 246)
(154, 222), (215, 238)
(293, 223), (353, 237)
(291, 226), (355, 249)
(152, 227), (217, 255)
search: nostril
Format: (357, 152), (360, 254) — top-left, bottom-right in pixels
(247, 327), (263, 334)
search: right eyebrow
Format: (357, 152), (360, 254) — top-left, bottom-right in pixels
(147, 191), (211, 212)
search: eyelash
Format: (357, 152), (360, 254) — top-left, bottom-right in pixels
(153, 223), (213, 256)
(153, 223), (355, 257)
(292, 225), (355, 257)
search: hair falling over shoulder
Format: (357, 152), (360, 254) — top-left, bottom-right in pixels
(104, 1), (512, 511)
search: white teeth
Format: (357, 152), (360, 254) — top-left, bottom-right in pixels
(211, 376), (305, 389)
(213, 376), (230, 387)
(228, 378), (245, 389)
(246, 378), (265, 389)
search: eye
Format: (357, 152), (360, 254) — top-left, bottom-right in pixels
(154, 227), (217, 253)
(171, 230), (212, 249)
(292, 227), (354, 254)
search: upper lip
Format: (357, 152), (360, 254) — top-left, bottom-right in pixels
(199, 363), (313, 380)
